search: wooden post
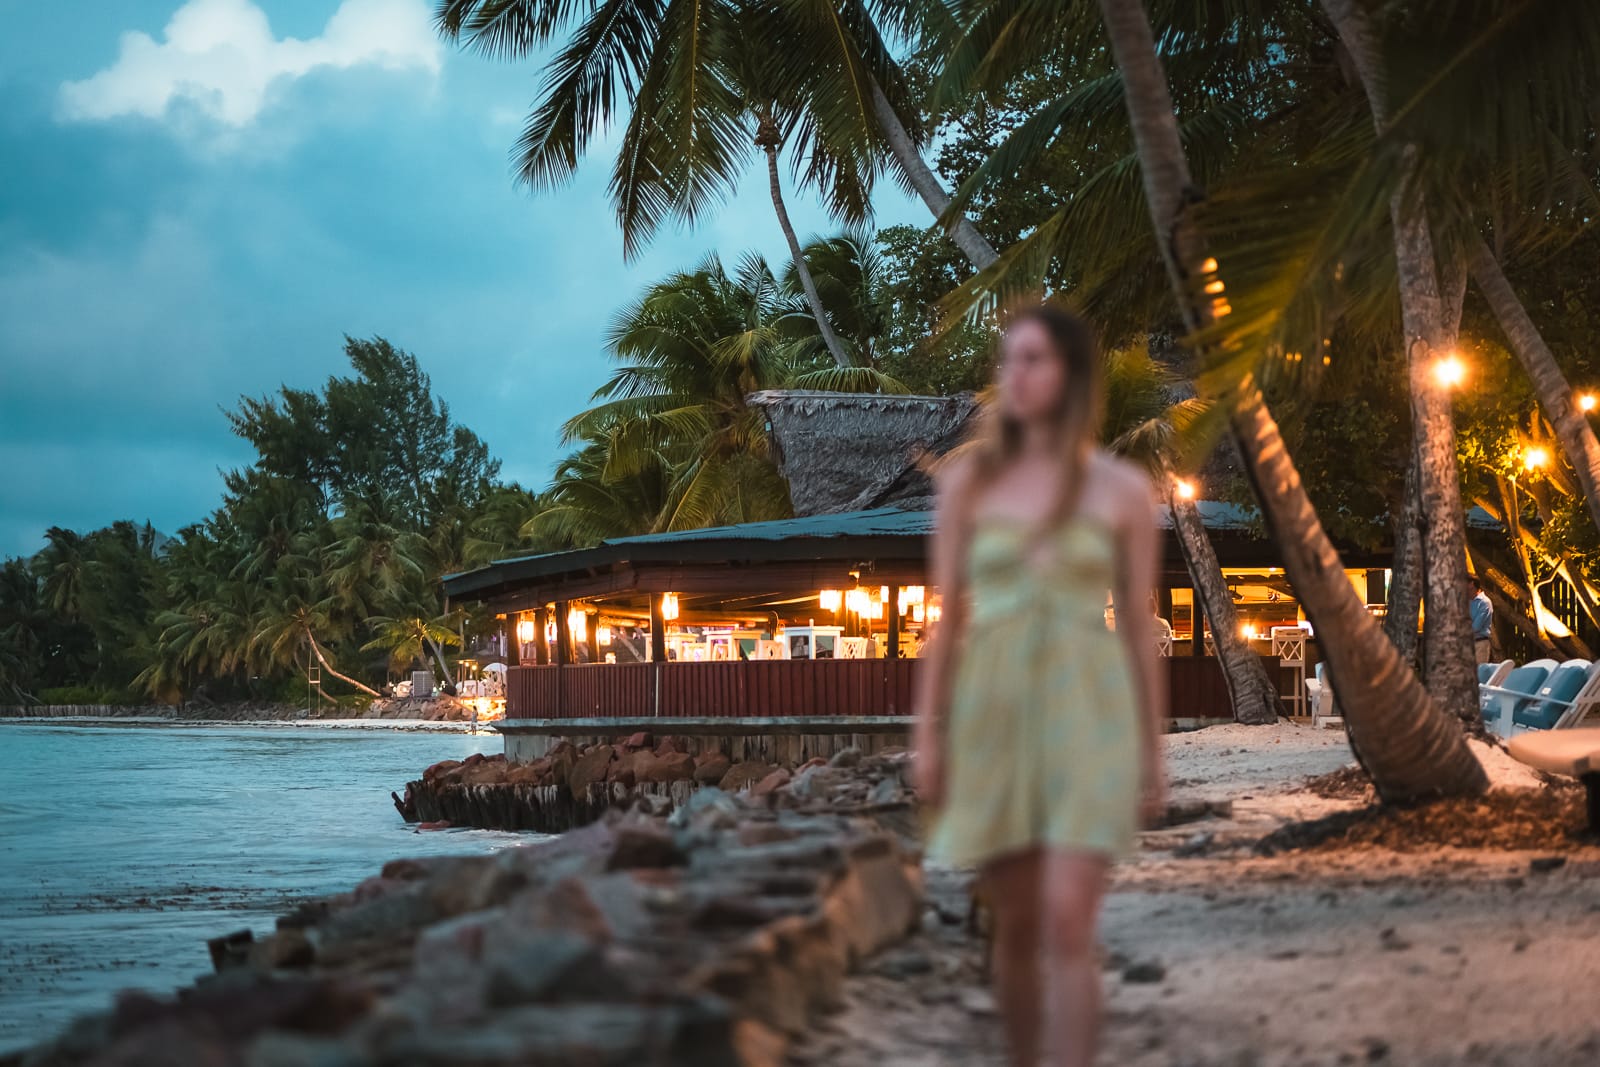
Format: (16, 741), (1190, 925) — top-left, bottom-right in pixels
(1365, 569), (1388, 608)
(1193, 586), (1207, 657)
(886, 585), (902, 659)
(649, 594), (668, 663)
(534, 606), (550, 666)
(555, 601), (572, 666)
(505, 614), (520, 668)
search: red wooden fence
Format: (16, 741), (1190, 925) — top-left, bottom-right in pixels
(506, 656), (1297, 720)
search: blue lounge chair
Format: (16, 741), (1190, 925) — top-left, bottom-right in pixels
(1507, 662), (1600, 735)
(1480, 664), (1553, 737)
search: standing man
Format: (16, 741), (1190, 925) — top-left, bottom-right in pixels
(1469, 576), (1495, 665)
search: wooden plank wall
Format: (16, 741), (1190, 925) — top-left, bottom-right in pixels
(507, 656), (1296, 720)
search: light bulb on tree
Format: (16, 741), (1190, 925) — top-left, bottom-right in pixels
(1580, 393), (1597, 414)
(1432, 353), (1467, 389)
(1174, 478), (1198, 501)
(1524, 446), (1550, 472)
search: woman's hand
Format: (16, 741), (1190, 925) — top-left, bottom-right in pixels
(912, 725), (946, 809)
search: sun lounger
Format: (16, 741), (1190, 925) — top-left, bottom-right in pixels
(1508, 662), (1600, 735)
(1477, 659), (1513, 689)
(1505, 727), (1600, 833)
(1479, 664), (1552, 738)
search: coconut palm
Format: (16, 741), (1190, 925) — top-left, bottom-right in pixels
(1090, 0), (1485, 799)
(363, 614), (463, 683)
(1105, 348), (1282, 724)
(435, 0), (999, 280)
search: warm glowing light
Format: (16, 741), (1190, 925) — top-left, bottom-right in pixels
(1240, 624), (1254, 639)
(818, 589), (842, 612)
(903, 585), (925, 605)
(661, 592), (680, 621)
(1581, 393), (1598, 413)
(879, 585), (889, 602)
(1210, 298), (1232, 318)
(846, 588), (871, 615)
(567, 608), (587, 642)
(1174, 477), (1198, 501)
(1203, 279), (1225, 295)
(1536, 603), (1574, 639)
(1200, 257), (1219, 274)
(869, 599), (885, 620)
(596, 624), (612, 645)
(1432, 353), (1467, 389)
(1524, 446), (1551, 471)
(912, 604), (925, 623)
(545, 620), (557, 644)
(928, 604), (943, 623)
(515, 618), (535, 645)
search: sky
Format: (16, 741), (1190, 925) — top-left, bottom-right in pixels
(0, 0), (925, 558)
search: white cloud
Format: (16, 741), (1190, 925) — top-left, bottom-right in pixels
(59, 0), (440, 128)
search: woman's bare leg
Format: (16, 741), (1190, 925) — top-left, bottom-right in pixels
(982, 849), (1045, 1066)
(1041, 850), (1111, 1067)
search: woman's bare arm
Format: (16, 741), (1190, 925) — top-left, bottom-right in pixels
(911, 456), (976, 804)
(1109, 461), (1167, 817)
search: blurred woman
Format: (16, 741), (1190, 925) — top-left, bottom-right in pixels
(914, 305), (1167, 1067)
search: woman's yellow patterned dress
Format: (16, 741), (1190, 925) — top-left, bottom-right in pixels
(928, 516), (1142, 867)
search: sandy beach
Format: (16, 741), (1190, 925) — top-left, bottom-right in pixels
(793, 723), (1600, 1066)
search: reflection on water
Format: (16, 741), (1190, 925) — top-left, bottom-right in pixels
(0, 724), (531, 1053)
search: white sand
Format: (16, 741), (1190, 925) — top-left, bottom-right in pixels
(795, 721), (1600, 1066)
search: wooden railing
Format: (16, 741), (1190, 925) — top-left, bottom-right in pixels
(507, 655), (1298, 721)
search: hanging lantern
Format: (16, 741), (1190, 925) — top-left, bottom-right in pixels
(912, 604), (925, 623)
(661, 592), (680, 621)
(818, 589), (842, 612)
(596, 624), (612, 645)
(928, 604), (942, 623)
(515, 618), (535, 645)
(567, 607), (587, 642)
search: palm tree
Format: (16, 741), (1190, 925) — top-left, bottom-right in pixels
(363, 614), (462, 684)
(435, 0), (999, 276)
(434, 0), (875, 368)
(35, 527), (91, 619)
(547, 248), (900, 540)
(1469, 236), (1600, 539)
(1105, 348), (1281, 725)
(1092, 0), (1484, 799)
(1318, 0), (1478, 724)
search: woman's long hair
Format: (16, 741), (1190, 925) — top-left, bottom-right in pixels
(964, 303), (1105, 533)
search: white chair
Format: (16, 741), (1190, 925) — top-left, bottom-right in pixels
(1155, 632), (1173, 657)
(1306, 661), (1342, 730)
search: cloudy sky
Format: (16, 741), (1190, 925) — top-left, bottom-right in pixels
(0, 0), (924, 558)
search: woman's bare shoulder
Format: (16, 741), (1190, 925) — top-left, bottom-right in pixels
(932, 448), (981, 500)
(1088, 451), (1159, 516)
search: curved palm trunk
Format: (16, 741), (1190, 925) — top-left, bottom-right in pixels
(424, 635), (456, 688)
(1095, 0), (1485, 799)
(1168, 486), (1281, 724)
(867, 82), (999, 270)
(304, 627), (381, 699)
(758, 126), (854, 370)
(1469, 236), (1600, 536)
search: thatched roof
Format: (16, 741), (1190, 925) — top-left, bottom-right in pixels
(748, 391), (978, 517)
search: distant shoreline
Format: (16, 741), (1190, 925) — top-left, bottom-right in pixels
(0, 716), (492, 733)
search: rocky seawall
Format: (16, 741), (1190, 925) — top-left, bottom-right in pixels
(10, 757), (923, 1067)
(394, 734), (905, 834)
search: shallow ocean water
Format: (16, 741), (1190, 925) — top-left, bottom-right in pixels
(0, 724), (530, 1053)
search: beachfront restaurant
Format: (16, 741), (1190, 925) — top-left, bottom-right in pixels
(442, 505), (1394, 725)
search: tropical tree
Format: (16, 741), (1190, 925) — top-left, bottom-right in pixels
(1089, 0), (1484, 799)
(364, 614), (463, 684)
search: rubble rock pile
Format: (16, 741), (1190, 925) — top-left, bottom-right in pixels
(15, 774), (924, 1067)
(393, 739), (917, 836)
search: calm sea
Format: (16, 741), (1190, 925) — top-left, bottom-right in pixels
(0, 724), (530, 1054)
